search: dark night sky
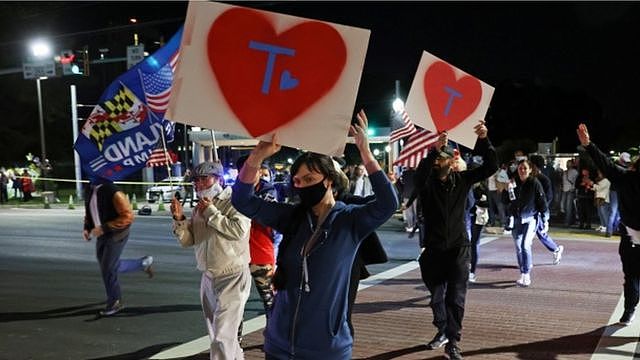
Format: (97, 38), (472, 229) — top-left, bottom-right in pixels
(1, 1), (639, 167)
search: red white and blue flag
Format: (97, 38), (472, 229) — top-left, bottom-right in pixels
(393, 127), (439, 169)
(74, 26), (183, 181)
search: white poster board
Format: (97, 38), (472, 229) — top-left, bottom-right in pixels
(404, 51), (494, 149)
(167, 2), (370, 156)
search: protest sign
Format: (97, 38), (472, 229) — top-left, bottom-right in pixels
(405, 51), (494, 148)
(168, 2), (370, 155)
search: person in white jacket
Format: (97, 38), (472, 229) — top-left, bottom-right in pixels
(170, 161), (251, 360)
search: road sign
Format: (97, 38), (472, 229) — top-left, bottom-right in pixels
(23, 60), (56, 79)
(127, 44), (145, 69)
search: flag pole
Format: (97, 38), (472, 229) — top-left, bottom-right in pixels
(209, 129), (219, 162)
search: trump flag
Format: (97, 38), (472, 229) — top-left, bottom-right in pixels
(74, 27), (183, 181)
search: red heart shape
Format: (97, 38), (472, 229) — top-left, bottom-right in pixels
(424, 61), (482, 133)
(208, 8), (347, 137)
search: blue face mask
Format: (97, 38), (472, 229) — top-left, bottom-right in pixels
(296, 179), (327, 207)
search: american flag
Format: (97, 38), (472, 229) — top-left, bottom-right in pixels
(389, 110), (417, 143)
(146, 148), (174, 167)
(141, 51), (179, 113)
(393, 128), (439, 169)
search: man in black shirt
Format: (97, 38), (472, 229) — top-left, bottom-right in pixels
(578, 123), (640, 326)
(414, 121), (497, 360)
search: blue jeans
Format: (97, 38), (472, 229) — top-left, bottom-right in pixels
(513, 218), (536, 274)
(597, 202), (611, 230)
(608, 190), (619, 235)
(96, 235), (144, 306)
(561, 190), (576, 226)
(536, 211), (559, 252)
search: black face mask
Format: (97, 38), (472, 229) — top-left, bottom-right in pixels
(296, 178), (327, 207)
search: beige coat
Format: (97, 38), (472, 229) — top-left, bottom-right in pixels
(173, 186), (251, 277)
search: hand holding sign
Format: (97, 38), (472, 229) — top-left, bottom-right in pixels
(405, 51), (494, 148)
(474, 120), (488, 139)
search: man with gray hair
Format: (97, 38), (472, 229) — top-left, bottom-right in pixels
(170, 161), (251, 359)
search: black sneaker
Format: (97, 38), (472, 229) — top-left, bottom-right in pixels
(99, 300), (124, 316)
(619, 310), (636, 326)
(426, 332), (448, 350)
(445, 343), (463, 360)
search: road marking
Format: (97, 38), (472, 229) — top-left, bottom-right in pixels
(591, 295), (640, 359)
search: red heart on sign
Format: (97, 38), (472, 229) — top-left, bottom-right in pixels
(423, 61), (482, 133)
(208, 8), (347, 137)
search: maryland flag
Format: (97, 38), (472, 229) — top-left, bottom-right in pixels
(81, 84), (147, 152)
(74, 26), (183, 182)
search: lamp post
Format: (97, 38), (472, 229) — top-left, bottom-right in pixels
(30, 40), (52, 186)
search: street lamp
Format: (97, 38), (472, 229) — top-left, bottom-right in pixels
(30, 39), (51, 187)
(392, 98), (404, 113)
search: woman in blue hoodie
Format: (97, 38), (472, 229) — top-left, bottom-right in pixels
(505, 159), (548, 287)
(231, 110), (398, 359)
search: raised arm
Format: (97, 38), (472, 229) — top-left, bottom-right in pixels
(577, 123), (626, 183)
(408, 131), (448, 206)
(464, 120), (498, 184)
(231, 135), (295, 231)
(349, 110), (399, 237)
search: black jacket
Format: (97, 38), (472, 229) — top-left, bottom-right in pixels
(415, 137), (498, 251)
(585, 143), (640, 231)
(508, 176), (548, 221)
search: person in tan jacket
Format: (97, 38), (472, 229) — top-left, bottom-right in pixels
(170, 161), (251, 360)
(83, 178), (154, 317)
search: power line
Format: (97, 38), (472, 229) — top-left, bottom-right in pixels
(0, 17), (184, 49)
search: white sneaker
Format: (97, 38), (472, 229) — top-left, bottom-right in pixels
(516, 273), (531, 287)
(553, 245), (564, 265)
(503, 230), (512, 235)
(468, 273), (477, 283)
(142, 255), (154, 268)
(598, 226), (606, 233)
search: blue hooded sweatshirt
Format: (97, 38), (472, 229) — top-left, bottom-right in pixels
(232, 170), (398, 359)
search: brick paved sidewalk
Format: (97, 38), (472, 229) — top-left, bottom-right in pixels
(231, 236), (625, 360)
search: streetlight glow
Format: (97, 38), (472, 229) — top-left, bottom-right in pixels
(373, 148), (380, 156)
(392, 98), (404, 113)
(30, 40), (51, 58)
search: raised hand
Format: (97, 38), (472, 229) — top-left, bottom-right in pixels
(251, 134), (282, 164)
(436, 131), (449, 150)
(474, 120), (488, 139)
(577, 123), (590, 146)
(351, 109), (370, 153)
(170, 196), (184, 220)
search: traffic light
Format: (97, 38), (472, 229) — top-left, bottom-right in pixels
(60, 49), (84, 75)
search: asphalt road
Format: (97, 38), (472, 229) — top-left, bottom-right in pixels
(0, 206), (417, 360)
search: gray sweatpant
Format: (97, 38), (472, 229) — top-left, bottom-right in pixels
(200, 268), (251, 360)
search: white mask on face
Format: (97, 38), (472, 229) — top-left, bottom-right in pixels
(197, 183), (223, 200)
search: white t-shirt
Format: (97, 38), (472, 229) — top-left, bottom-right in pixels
(562, 168), (578, 192)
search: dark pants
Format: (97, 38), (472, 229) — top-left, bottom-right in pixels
(419, 245), (470, 344)
(619, 235), (640, 312)
(96, 234), (143, 306)
(577, 195), (593, 228)
(470, 223), (483, 274)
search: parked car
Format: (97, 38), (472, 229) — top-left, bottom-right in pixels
(146, 176), (186, 203)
